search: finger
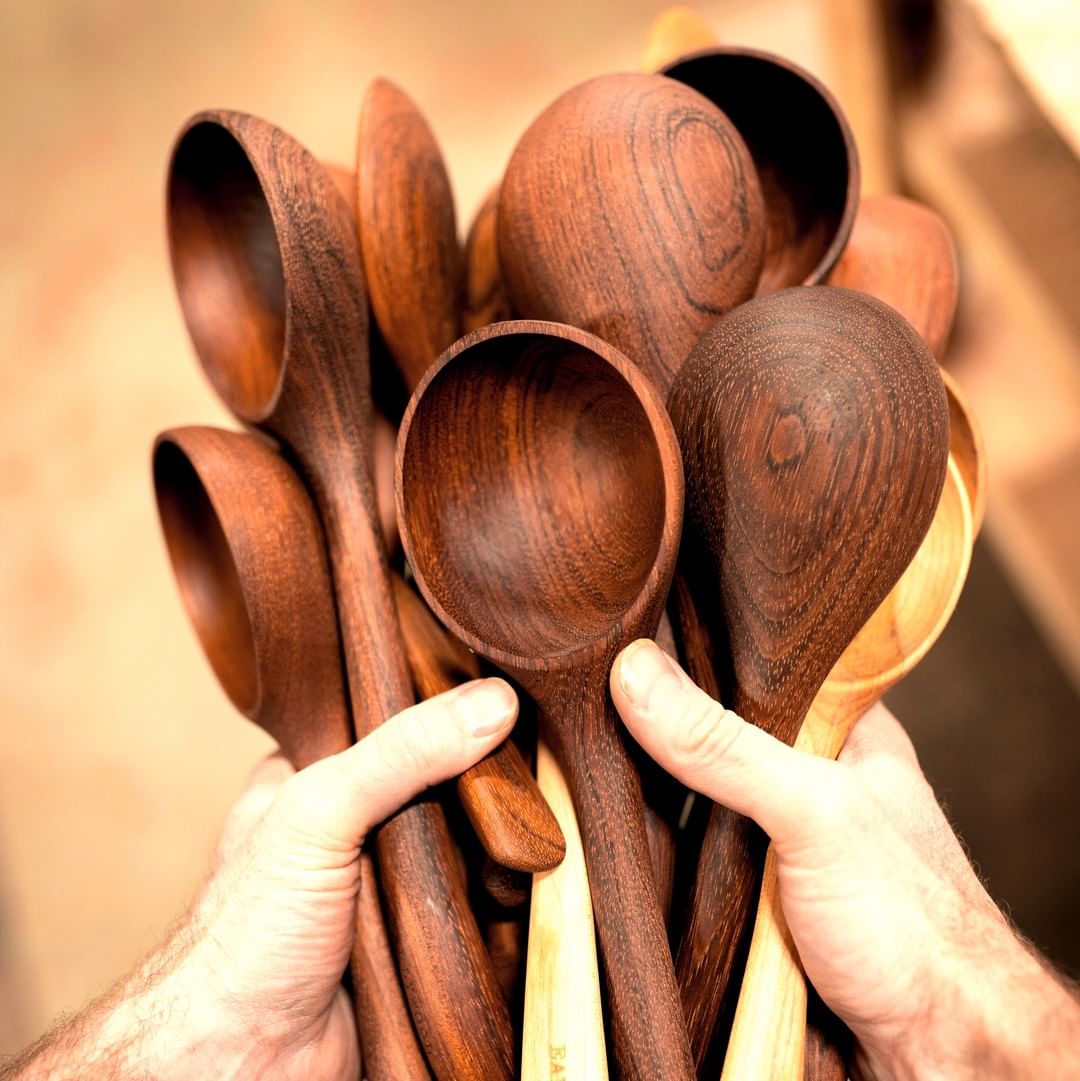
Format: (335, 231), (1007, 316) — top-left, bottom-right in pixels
(611, 639), (843, 851)
(275, 678), (518, 852)
(217, 752), (295, 863)
(839, 701), (920, 768)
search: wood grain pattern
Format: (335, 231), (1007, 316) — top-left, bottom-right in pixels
(722, 460), (973, 1081)
(826, 193), (958, 359)
(521, 741), (609, 1081)
(166, 111), (513, 1081)
(151, 425), (428, 1081)
(942, 369), (988, 536)
(462, 186), (511, 333)
(661, 48), (859, 295)
(397, 320), (694, 1080)
(498, 72), (765, 390)
(393, 575), (565, 873)
(356, 78), (462, 393)
(666, 286), (950, 1067)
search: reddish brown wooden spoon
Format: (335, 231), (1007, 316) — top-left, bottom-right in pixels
(497, 71), (765, 390)
(660, 48), (859, 294)
(356, 78), (462, 394)
(666, 286), (950, 1068)
(152, 425), (429, 1081)
(397, 320), (694, 1080)
(461, 185), (511, 333)
(166, 112), (513, 1081)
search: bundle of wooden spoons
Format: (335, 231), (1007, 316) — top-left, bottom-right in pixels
(151, 20), (981, 1079)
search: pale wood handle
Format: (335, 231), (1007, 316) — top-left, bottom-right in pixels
(522, 740), (608, 1081)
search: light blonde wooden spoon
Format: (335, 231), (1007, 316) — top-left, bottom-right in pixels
(721, 458), (974, 1081)
(522, 740), (608, 1081)
(640, 5), (718, 72)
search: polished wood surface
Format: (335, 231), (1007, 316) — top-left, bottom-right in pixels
(661, 48), (858, 295)
(461, 186), (511, 333)
(826, 193), (958, 359)
(722, 460), (974, 1081)
(356, 78), (462, 393)
(393, 576), (565, 874)
(151, 426), (429, 1081)
(166, 112), (513, 1080)
(498, 72), (765, 390)
(398, 320), (694, 1079)
(522, 741), (608, 1081)
(667, 286), (951, 1067)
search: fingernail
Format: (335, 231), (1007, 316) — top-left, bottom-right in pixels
(618, 640), (681, 712)
(452, 678), (517, 738)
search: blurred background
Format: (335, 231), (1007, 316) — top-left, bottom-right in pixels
(1, 0), (1078, 1056)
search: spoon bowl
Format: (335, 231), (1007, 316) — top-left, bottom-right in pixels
(398, 319), (693, 1080)
(660, 48), (858, 294)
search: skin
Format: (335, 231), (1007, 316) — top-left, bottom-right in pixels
(4, 646), (1079, 1080)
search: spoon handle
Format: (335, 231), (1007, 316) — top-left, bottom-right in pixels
(522, 740), (609, 1081)
(552, 674), (695, 1081)
(316, 478), (515, 1081)
(394, 574), (566, 872)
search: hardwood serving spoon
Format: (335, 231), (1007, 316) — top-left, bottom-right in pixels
(721, 457), (974, 1081)
(356, 78), (461, 394)
(660, 47), (859, 294)
(462, 186), (511, 333)
(152, 425), (429, 1081)
(397, 319), (694, 1080)
(641, 6), (719, 72)
(666, 286), (951, 1068)
(497, 71), (765, 390)
(166, 111), (513, 1081)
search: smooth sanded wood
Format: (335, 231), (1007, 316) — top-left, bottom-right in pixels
(667, 286), (951, 1068)
(826, 193), (959, 359)
(498, 72), (765, 390)
(393, 575), (566, 873)
(640, 6), (719, 72)
(152, 426), (429, 1081)
(397, 320), (694, 1080)
(462, 186), (511, 333)
(661, 48), (859, 295)
(722, 460), (974, 1081)
(356, 78), (461, 393)
(166, 111), (513, 1081)
(522, 741), (609, 1081)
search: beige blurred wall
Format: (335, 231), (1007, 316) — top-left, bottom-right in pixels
(0, 0), (837, 1052)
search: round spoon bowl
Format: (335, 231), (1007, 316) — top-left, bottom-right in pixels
(660, 48), (858, 294)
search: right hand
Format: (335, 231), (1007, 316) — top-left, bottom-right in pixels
(611, 639), (1080, 1080)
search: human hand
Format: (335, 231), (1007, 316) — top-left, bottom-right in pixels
(611, 639), (1080, 1081)
(3, 677), (517, 1081)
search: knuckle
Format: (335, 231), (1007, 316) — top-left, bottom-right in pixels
(672, 694), (744, 771)
(384, 704), (448, 780)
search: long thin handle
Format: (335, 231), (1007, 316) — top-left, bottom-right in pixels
(394, 576), (566, 872)
(721, 691), (867, 1081)
(522, 740), (608, 1081)
(552, 674), (695, 1080)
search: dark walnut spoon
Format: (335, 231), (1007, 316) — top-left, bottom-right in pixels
(397, 320), (695, 1080)
(497, 71), (765, 390)
(356, 78), (462, 394)
(166, 112), (513, 1081)
(666, 286), (950, 1069)
(152, 425), (429, 1081)
(660, 47), (859, 294)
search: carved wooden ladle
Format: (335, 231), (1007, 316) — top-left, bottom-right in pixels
(397, 320), (694, 1080)
(497, 71), (765, 390)
(152, 425), (429, 1081)
(666, 286), (951, 1068)
(166, 112), (513, 1080)
(660, 47), (859, 294)
(721, 457), (974, 1081)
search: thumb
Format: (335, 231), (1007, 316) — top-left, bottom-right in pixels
(611, 639), (843, 855)
(274, 677), (518, 853)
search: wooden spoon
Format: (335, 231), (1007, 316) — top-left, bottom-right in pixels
(721, 458), (974, 1081)
(166, 112), (513, 1081)
(397, 319), (694, 1080)
(151, 425), (429, 1081)
(660, 48), (859, 294)
(356, 78), (462, 394)
(462, 186), (511, 333)
(497, 71), (765, 391)
(641, 6), (718, 72)
(666, 286), (951, 1068)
